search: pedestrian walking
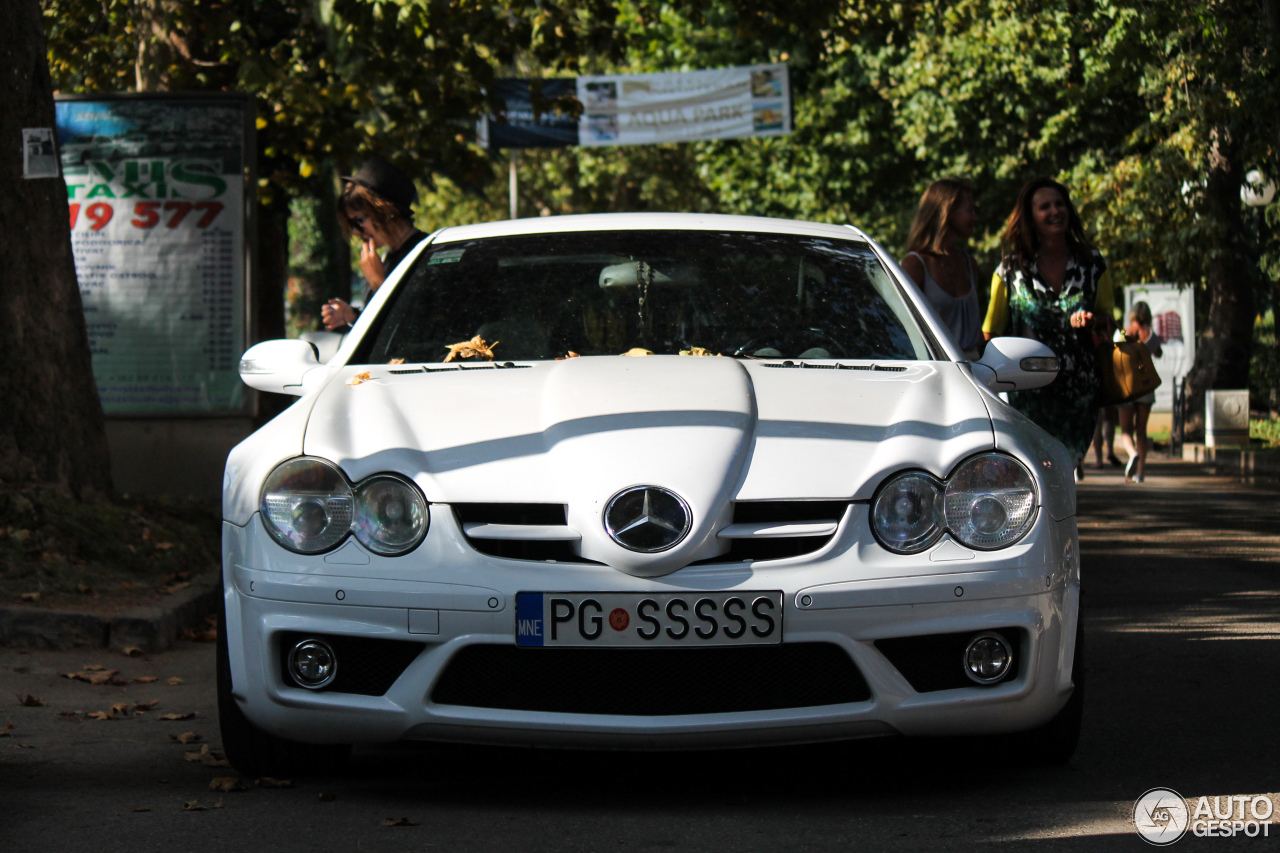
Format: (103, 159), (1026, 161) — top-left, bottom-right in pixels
(900, 177), (984, 359)
(1092, 405), (1122, 469)
(322, 155), (428, 331)
(1118, 301), (1163, 482)
(982, 177), (1116, 481)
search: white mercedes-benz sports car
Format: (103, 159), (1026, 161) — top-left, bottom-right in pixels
(222, 213), (1081, 774)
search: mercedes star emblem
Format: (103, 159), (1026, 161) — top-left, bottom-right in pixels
(603, 486), (691, 553)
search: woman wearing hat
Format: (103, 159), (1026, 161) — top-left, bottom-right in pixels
(322, 156), (428, 331)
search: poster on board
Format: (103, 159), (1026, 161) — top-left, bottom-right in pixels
(1124, 283), (1196, 413)
(479, 63), (790, 149)
(55, 95), (252, 415)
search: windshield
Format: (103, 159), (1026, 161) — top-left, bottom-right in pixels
(353, 230), (934, 363)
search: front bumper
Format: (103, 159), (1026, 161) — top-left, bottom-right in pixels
(222, 506), (1080, 749)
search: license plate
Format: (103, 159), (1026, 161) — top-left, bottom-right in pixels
(515, 591), (783, 647)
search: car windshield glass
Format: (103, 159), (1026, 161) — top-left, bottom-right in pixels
(353, 230), (933, 363)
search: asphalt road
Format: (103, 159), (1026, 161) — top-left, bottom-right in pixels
(3, 458), (1278, 852)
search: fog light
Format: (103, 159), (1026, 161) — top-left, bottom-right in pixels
(963, 632), (1012, 684)
(288, 639), (337, 689)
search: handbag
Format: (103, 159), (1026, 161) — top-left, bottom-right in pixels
(1097, 339), (1161, 405)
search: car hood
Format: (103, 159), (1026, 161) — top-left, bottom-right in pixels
(298, 356), (998, 575)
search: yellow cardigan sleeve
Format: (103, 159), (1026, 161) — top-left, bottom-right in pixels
(982, 270), (1008, 336)
(1094, 268), (1115, 319)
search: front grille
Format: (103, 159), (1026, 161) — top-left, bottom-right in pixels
(430, 642), (870, 715)
(453, 503), (600, 563)
(691, 501), (848, 565)
(279, 632), (426, 696)
(875, 628), (1024, 692)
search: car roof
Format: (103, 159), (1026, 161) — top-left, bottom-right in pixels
(431, 212), (874, 245)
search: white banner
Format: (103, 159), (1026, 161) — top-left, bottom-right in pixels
(1124, 283), (1196, 412)
(575, 63), (790, 147)
(56, 96), (250, 415)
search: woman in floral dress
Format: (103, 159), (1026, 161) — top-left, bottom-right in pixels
(983, 178), (1115, 478)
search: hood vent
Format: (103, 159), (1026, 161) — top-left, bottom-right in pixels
(762, 362), (906, 372)
(389, 363), (531, 375)
(694, 500), (849, 564)
(452, 503), (600, 564)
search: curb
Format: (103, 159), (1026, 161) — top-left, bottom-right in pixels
(0, 576), (219, 653)
(1182, 443), (1280, 479)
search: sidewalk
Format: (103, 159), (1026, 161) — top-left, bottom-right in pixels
(1180, 442), (1280, 479)
(0, 574), (218, 653)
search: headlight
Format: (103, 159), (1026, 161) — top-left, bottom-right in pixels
(260, 458), (353, 553)
(943, 453), (1037, 549)
(352, 475), (429, 555)
(871, 472), (945, 553)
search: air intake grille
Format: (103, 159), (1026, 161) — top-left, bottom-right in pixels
(279, 632), (425, 696)
(691, 501), (848, 565)
(431, 642), (870, 715)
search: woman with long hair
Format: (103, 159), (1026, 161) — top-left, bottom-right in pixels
(1118, 301), (1163, 482)
(321, 156), (427, 331)
(900, 177), (983, 359)
(983, 177), (1115, 479)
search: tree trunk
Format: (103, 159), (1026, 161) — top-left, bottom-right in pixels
(1183, 132), (1257, 438)
(0, 0), (112, 495)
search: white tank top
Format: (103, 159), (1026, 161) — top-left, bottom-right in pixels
(906, 251), (982, 350)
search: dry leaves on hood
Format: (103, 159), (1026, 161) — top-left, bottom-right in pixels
(388, 358), (405, 364)
(16, 695), (43, 707)
(555, 351), (581, 360)
(169, 731), (201, 744)
(621, 348), (653, 357)
(133, 676), (159, 684)
(208, 777), (244, 793)
(158, 712), (195, 721)
(443, 335), (497, 363)
(381, 818), (420, 827)
(254, 777), (293, 789)
(346, 371), (372, 386)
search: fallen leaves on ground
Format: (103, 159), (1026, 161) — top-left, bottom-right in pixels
(163, 581), (189, 594)
(0, 719), (13, 736)
(381, 818), (420, 827)
(179, 617), (217, 643)
(169, 731), (201, 744)
(347, 371), (372, 386)
(134, 699), (159, 711)
(16, 695), (43, 707)
(158, 712), (195, 721)
(131, 807), (150, 813)
(11, 743), (34, 749)
(86, 711), (112, 721)
(20, 592), (40, 602)
(209, 777), (244, 793)
(182, 801), (205, 811)
(183, 744), (229, 767)
(154, 542), (174, 551)
(443, 335), (497, 363)
(254, 777), (292, 789)
(133, 676), (159, 684)
(62, 670), (120, 685)
(57, 711), (77, 718)
(121, 647), (144, 657)
(83, 664), (108, 671)
(167, 677), (184, 686)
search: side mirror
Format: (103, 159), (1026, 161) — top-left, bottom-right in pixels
(971, 337), (1060, 392)
(298, 330), (345, 364)
(238, 339), (322, 396)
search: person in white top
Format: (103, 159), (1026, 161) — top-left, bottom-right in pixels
(900, 177), (984, 359)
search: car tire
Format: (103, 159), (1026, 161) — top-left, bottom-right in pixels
(216, 584), (352, 776)
(1016, 609), (1084, 766)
